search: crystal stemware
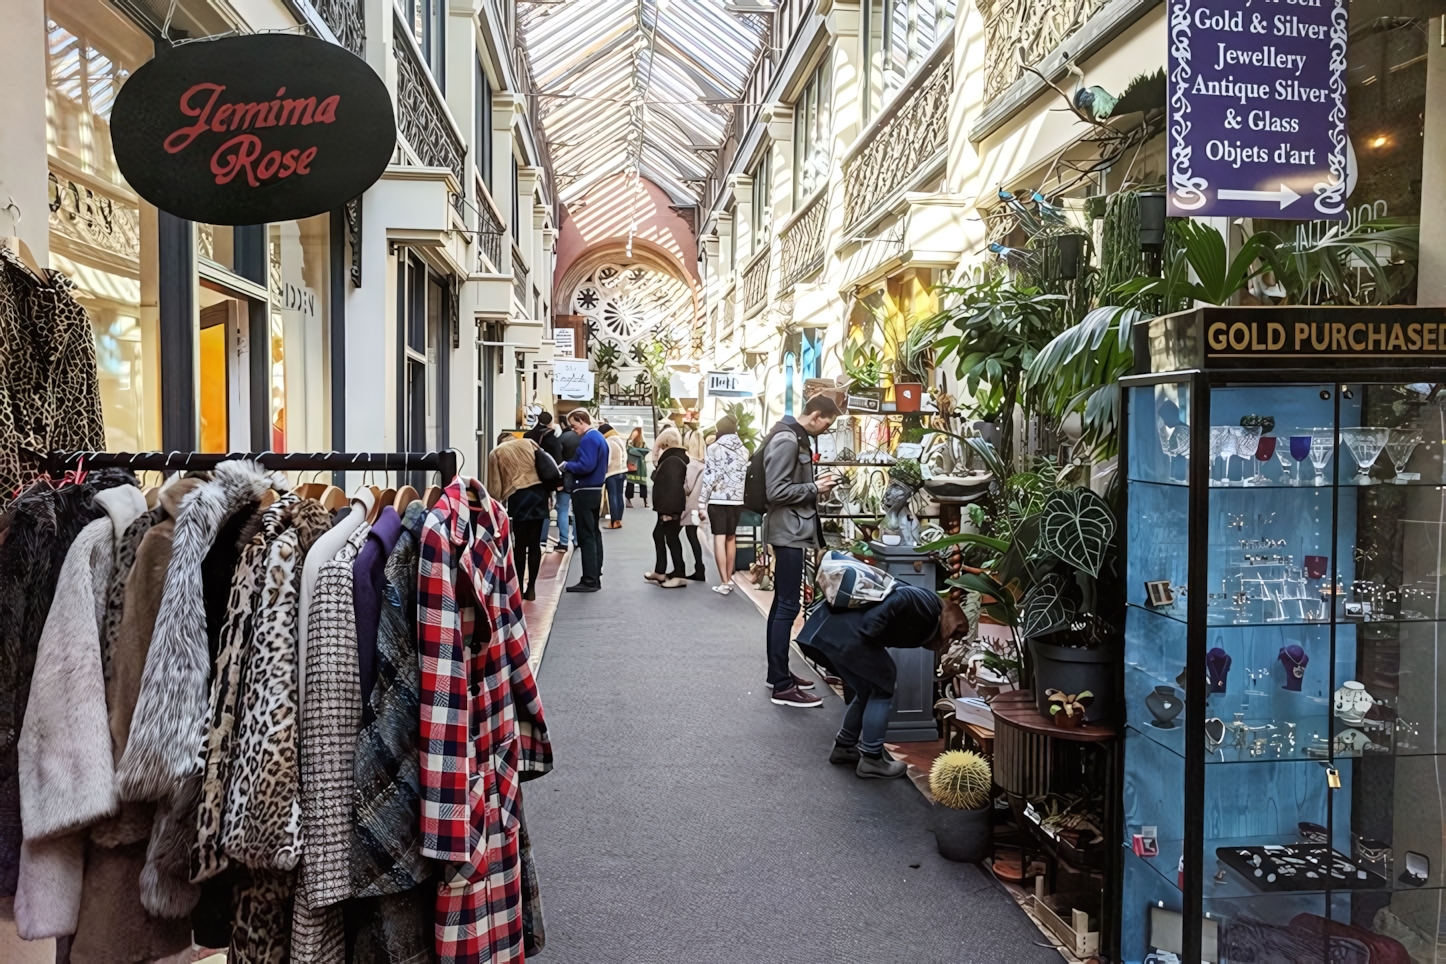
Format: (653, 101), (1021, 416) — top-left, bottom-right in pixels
(1276, 444), (1295, 485)
(1229, 425), (1263, 485)
(1249, 436), (1277, 486)
(1309, 430), (1334, 486)
(1209, 427), (1230, 485)
(1384, 428), (1422, 483)
(1340, 427), (1389, 485)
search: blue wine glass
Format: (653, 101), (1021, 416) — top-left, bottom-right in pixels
(1289, 436), (1311, 484)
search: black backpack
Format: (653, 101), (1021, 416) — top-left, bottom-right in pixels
(742, 425), (803, 515)
(534, 447), (562, 487)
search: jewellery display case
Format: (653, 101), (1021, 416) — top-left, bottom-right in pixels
(1119, 308), (1446, 964)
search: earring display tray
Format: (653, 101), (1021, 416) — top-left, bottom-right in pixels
(1215, 844), (1386, 892)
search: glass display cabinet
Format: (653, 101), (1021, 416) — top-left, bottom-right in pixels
(1119, 308), (1446, 964)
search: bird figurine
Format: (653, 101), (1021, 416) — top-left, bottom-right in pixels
(1067, 63), (1118, 121)
(997, 188), (1041, 235)
(1031, 191), (1068, 225)
(988, 241), (1038, 274)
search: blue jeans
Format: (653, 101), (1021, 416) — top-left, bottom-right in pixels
(544, 490), (573, 547)
(834, 663), (893, 756)
(605, 475), (625, 523)
(766, 545), (804, 693)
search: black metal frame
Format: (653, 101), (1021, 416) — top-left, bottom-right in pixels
(1118, 306), (1446, 964)
(42, 450), (459, 485)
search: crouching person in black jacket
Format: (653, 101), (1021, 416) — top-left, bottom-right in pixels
(799, 586), (968, 778)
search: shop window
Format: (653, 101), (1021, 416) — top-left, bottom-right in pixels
(399, 0), (445, 87)
(791, 59), (831, 207)
(268, 216), (330, 452)
(750, 153), (771, 255)
(46, 0), (158, 452)
(475, 59), (493, 192)
(862, 0), (956, 124)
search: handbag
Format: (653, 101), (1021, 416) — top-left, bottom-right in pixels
(534, 447), (562, 487)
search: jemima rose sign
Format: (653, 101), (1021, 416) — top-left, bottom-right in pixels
(112, 34), (396, 225)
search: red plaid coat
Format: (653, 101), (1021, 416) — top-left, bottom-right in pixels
(418, 477), (552, 964)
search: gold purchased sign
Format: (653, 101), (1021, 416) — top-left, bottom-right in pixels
(1207, 317), (1446, 358)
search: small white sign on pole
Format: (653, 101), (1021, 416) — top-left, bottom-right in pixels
(705, 370), (756, 398)
(553, 328), (576, 358)
(553, 359), (594, 401)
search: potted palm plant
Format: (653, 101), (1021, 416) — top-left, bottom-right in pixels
(844, 336), (885, 413)
(929, 750), (994, 862)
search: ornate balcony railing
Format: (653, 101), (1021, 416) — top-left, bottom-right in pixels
(313, 0), (364, 57)
(778, 191), (826, 291)
(742, 248), (770, 318)
(394, 19), (466, 196)
(843, 55), (952, 231)
(476, 178), (505, 273)
(47, 163), (140, 264)
(978, 0), (1108, 104)
(512, 243), (530, 313)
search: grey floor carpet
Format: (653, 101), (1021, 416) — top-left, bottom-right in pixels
(524, 515), (1064, 963)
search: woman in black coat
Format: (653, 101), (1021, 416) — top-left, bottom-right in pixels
(645, 428), (690, 588)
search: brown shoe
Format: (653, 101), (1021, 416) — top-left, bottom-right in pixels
(770, 685), (823, 708)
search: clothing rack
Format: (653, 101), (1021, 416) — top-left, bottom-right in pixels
(41, 450), (460, 484)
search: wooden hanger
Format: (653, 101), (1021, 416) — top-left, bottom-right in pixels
(143, 485), (160, 508)
(259, 488), (279, 510)
(423, 485), (442, 508)
(319, 485), (347, 511)
(395, 484), (419, 511)
(297, 482), (326, 500)
(2, 235), (44, 279)
(370, 487), (397, 522)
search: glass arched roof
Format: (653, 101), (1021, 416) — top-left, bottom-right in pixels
(521, 0), (767, 204)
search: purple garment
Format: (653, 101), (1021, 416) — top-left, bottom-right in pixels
(353, 505), (403, 703)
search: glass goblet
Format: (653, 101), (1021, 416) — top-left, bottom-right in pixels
(1276, 447), (1294, 485)
(1289, 436), (1312, 484)
(1209, 427), (1230, 486)
(1249, 436), (1277, 486)
(1230, 426), (1263, 485)
(1339, 427), (1389, 485)
(1309, 430), (1334, 487)
(1384, 428), (1422, 483)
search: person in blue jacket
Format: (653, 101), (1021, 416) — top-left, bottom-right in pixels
(559, 408), (610, 592)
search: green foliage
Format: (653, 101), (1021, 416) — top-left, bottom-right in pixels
(592, 341), (623, 403)
(897, 309), (948, 382)
(889, 457), (924, 490)
(844, 336), (885, 388)
(1268, 217), (1419, 306)
(931, 274), (1067, 465)
(929, 750), (993, 810)
(722, 401), (760, 454)
(630, 339), (676, 410)
(1116, 217), (1276, 308)
(1025, 306), (1145, 460)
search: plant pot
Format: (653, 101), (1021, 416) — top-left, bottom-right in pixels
(1052, 710), (1084, 729)
(933, 803), (993, 862)
(894, 382), (924, 412)
(1030, 638), (1117, 723)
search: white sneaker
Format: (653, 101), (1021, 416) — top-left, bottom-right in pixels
(644, 571), (665, 583)
(711, 583), (733, 595)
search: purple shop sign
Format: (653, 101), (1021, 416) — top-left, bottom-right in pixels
(1168, 0), (1348, 220)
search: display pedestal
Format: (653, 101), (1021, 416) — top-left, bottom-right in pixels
(867, 541), (940, 742)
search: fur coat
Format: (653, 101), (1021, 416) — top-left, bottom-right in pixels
(13, 484), (147, 938)
(0, 471), (134, 895)
(118, 460), (290, 803)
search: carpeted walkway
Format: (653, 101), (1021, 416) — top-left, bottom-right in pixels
(524, 514), (1063, 964)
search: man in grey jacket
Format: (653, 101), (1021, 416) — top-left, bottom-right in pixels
(763, 394), (841, 707)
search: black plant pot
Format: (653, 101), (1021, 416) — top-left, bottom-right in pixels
(934, 804), (992, 862)
(1030, 637), (1117, 723)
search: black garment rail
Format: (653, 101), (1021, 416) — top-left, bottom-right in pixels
(42, 450), (460, 485)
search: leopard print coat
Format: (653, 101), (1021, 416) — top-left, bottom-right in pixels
(194, 496), (330, 882)
(0, 243), (106, 502)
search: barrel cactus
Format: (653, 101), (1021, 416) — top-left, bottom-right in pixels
(929, 750), (992, 810)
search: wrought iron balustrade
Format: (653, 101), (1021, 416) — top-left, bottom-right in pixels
(978, 0), (1108, 103)
(475, 179), (505, 273)
(778, 191), (825, 291)
(742, 248), (770, 318)
(313, 0), (364, 56)
(394, 20), (467, 204)
(843, 56), (951, 230)
(47, 165), (140, 263)
(722, 286), (736, 343)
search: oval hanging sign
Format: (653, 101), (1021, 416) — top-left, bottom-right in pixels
(111, 34), (396, 225)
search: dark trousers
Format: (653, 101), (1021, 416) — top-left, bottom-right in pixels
(605, 475), (625, 522)
(684, 524), (704, 575)
(652, 517), (684, 576)
(833, 663), (893, 756)
(513, 519), (544, 593)
(626, 480), (648, 500)
(572, 488), (603, 584)
(766, 545), (804, 693)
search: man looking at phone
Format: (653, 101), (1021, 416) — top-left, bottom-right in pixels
(762, 394), (842, 707)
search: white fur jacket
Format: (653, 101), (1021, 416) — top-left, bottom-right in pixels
(13, 483), (147, 939)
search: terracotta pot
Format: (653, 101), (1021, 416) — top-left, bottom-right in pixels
(894, 382), (924, 412)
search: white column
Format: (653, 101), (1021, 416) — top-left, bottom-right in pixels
(0, 0), (49, 262)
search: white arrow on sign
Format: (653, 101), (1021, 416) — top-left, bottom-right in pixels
(1217, 183), (1302, 209)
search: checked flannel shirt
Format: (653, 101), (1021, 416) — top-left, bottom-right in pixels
(418, 477), (553, 964)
